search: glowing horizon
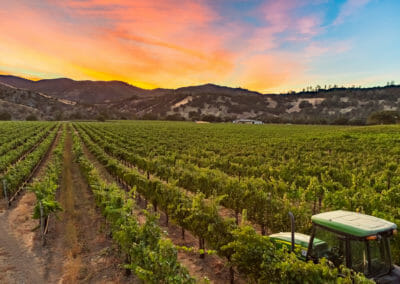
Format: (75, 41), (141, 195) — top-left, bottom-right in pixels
(1, 0), (399, 93)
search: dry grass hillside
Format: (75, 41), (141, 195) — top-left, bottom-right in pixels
(0, 83), (103, 120)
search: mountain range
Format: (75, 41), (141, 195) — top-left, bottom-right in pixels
(0, 74), (399, 124)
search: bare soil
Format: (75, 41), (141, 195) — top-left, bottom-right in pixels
(0, 207), (45, 284)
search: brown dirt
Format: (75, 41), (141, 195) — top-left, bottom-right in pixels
(0, 213), (45, 284)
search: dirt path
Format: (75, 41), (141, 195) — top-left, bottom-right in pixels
(45, 127), (130, 283)
(0, 213), (45, 284)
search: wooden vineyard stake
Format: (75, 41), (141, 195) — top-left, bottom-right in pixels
(3, 179), (9, 207)
(39, 201), (45, 246)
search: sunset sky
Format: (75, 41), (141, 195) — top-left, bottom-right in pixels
(0, 0), (399, 93)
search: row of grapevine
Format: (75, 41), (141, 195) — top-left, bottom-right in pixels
(71, 129), (195, 283)
(74, 123), (370, 283)
(29, 123), (66, 241)
(0, 124), (59, 201)
(0, 123), (48, 156)
(0, 121), (43, 142)
(0, 123), (55, 174)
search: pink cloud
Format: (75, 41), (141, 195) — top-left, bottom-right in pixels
(64, 0), (219, 37)
(304, 41), (352, 57)
(296, 15), (323, 37)
(250, 0), (325, 49)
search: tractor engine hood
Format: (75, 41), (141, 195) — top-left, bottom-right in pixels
(269, 232), (325, 260)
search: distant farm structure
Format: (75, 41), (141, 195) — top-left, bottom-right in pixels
(232, 119), (263, 125)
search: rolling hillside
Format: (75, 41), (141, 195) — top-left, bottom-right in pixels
(0, 82), (106, 120)
(0, 75), (155, 104)
(0, 75), (399, 124)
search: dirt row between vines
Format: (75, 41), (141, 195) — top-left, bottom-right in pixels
(79, 128), (243, 284)
(0, 126), (134, 283)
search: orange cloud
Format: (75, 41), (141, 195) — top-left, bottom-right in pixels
(0, 1), (235, 89)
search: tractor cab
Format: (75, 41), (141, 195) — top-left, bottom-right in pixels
(270, 210), (400, 283)
(308, 210), (400, 283)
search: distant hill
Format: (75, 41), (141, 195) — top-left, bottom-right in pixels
(0, 82), (113, 120)
(0, 76), (261, 104)
(0, 75), (157, 104)
(0, 75), (399, 124)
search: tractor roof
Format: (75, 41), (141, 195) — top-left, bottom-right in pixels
(312, 210), (397, 237)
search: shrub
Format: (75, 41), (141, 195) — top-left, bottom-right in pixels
(299, 100), (313, 109)
(26, 114), (38, 121)
(96, 115), (106, 122)
(367, 111), (400, 125)
(0, 111), (11, 120)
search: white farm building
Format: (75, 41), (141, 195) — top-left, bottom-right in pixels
(232, 119), (263, 125)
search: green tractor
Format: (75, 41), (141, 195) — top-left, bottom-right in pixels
(269, 210), (400, 283)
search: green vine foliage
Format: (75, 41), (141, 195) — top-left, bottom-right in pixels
(0, 123), (53, 173)
(72, 131), (194, 283)
(73, 122), (373, 283)
(29, 123), (64, 221)
(2, 125), (58, 196)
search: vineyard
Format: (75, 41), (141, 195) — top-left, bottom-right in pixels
(1, 120), (399, 283)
